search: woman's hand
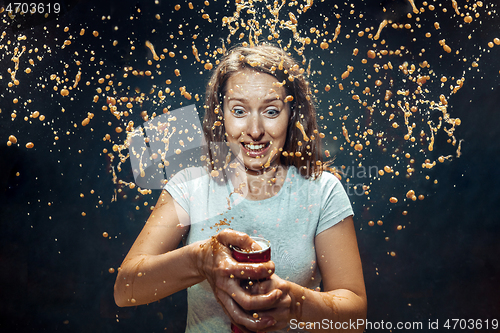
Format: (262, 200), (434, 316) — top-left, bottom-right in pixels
(195, 229), (282, 331)
(243, 274), (296, 331)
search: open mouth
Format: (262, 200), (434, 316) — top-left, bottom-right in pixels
(241, 142), (271, 157)
(241, 142), (270, 153)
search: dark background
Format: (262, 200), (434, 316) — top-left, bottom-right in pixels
(0, 0), (499, 332)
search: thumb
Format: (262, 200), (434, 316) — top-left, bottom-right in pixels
(216, 229), (261, 251)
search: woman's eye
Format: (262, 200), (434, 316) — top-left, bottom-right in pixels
(265, 108), (280, 117)
(231, 108), (245, 116)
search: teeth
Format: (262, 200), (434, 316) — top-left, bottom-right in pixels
(244, 143), (266, 150)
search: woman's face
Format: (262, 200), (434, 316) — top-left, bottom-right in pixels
(223, 69), (291, 172)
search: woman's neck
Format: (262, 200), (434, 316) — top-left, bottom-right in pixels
(228, 163), (288, 201)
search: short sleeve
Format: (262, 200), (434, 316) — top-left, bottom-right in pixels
(164, 167), (208, 216)
(316, 173), (354, 236)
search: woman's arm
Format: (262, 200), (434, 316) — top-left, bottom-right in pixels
(114, 190), (278, 310)
(292, 215), (366, 332)
(114, 190), (199, 306)
(231, 216), (366, 332)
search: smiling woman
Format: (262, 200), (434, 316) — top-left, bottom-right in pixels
(203, 45), (323, 181)
(223, 69), (290, 171)
(114, 44), (366, 333)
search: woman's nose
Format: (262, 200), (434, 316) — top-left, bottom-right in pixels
(246, 114), (265, 141)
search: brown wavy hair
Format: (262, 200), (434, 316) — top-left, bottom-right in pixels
(202, 44), (323, 179)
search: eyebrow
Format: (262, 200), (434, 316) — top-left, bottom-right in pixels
(226, 96), (284, 103)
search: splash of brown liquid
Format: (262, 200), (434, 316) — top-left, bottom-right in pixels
(374, 20), (388, 40)
(295, 121), (310, 142)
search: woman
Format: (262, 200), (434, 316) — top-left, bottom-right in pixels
(114, 44), (367, 332)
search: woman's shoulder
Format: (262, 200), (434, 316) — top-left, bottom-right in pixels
(165, 166), (209, 188)
(317, 169), (343, 187)
(288, 166), (342, 187)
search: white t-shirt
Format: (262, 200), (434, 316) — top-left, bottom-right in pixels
(165, 166), (354, 332)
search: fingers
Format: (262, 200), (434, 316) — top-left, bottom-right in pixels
(210, 251), (274, 281)
(215, 273), (283, 311)
(227, 261), (275, 280)
(216, 287), (277, 332)
(248, 280), (275, 295)
(216, 229), (260, 251)
(199, 239), (273, 282)
(213, 230), (275, 280)
(247, 275), (288, 296)
(230, 286), (283, 311)
(236, 276), (292, 331)
(251, 307), (291, 332)
(233, 294), (291, 332)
